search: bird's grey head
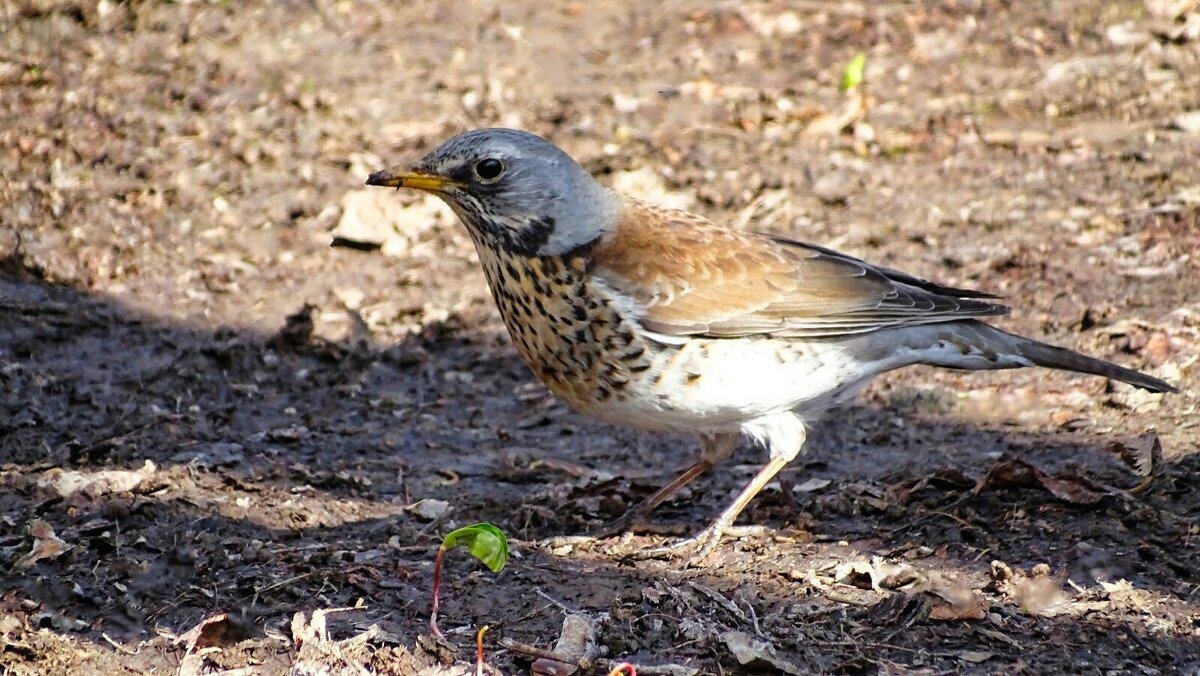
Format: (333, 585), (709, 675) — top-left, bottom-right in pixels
(366, 128), (618, 257)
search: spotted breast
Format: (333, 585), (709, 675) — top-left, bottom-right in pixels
(471, 240), (656, 420)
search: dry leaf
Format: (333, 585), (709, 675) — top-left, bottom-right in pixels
(793, 477), (831, 493)
(802, 91), (868, 137)
(1110, 431), (1162, 494)
(926, 588), (989, 621)
(972, 456), (1107, 505)
(15, 519), (71, 568)
(174, 613), (247, 652)
(405, 499), (451, 521)
(532, 614), (600, 675)
(1011, 575), (1066, 616)
(721, 631), (804, 675)
(175, 613), (255, 676)
(959, 651), (996, 664)
(834, 559), (921, 591)
(37, 460), (156, 502)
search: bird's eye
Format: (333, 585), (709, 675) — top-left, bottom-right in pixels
(474, 158), (505, 181)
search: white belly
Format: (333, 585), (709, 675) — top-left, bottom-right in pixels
(575, 334), (871, 434)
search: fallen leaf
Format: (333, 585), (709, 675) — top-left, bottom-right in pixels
(1012, 575), (1066, 616)
(793, 477), (832, 493)
(1034, 473), (1106, 505)
(992, 564), (1068, 617)
(833, 561), (878, 590)
(959, 651), (996, 664)
(972, 456), (1107, 505)
(1099, 579), (1136, 597)
(532, 614), (601, 676)
(291, 603), (365, 647)
(926, 588), (988, 621)
(15, 519), (71, 568)
(37, 460), (156, 502)
(721, 631), (804, 675)
(979, 627), (1022, 650)
(1110, 431), (1162, 494)
(834, 559), (921, 591)
(174, 613), (250, 651)
(175, 613), (254, 676)
(406, 499), (451, 521)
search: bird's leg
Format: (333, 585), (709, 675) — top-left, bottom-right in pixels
(595, 458), (712, 537)
(596, 433), (738, 537)
(640, 412), (808, 565)
(640, 456), (790, 565)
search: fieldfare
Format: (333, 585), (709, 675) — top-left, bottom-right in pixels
(367, 128), (1175, 564)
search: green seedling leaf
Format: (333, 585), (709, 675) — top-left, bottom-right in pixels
(431, 523), (510, 639)
(440, 523), (508, 573)
(841, 52), (867, 92)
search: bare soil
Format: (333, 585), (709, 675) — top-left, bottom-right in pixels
(2, 1), (1199, 673)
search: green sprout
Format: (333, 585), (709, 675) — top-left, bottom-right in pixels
(841, 52), (867, 92)
(431, 523), (509, 639)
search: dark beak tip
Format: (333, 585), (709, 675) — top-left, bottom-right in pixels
(365, 170), (391, 187)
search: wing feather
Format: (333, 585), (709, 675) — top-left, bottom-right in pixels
(592, 199), (1008, 339)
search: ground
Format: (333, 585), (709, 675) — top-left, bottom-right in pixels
(2, 0), (1199, 674)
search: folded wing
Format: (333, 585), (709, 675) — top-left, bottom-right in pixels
(592, 200), (1009, 339)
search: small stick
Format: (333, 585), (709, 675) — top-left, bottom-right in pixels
(497, 637), (576, 664)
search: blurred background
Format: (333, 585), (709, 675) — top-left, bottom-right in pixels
(1, 1), (1198, 673)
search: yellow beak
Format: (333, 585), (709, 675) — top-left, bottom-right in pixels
(365, 168), (460, 192)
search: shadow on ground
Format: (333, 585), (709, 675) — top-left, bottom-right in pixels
(3, 256), (1197, 674)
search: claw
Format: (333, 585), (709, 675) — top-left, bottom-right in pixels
(628, 456), (794, 566)
(638, 524), (722, 564)
(634, 524), (771, 565)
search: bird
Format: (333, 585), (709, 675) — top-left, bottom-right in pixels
(366, 128), (1176, 564)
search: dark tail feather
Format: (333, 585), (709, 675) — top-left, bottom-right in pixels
(861, 322), (1177, 393)
(1012, 334), (1177, 394)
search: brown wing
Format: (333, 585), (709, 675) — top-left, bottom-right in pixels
(591, 199), (1009, 339)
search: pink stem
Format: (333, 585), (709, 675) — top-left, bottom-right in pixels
(431, 546), (446, 639)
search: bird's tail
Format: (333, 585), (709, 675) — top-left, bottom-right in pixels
(899, 321), (1177, 393)
(1006, 331), (1175, 393)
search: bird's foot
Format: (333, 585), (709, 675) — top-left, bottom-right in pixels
(633, 524), (768, 567)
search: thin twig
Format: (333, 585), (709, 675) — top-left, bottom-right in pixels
(497, 637), (576, 665)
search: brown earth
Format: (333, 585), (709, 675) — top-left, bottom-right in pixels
(2, 1), (1199, 674)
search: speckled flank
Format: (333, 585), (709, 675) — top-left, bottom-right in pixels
(472, 237), (652, 416)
